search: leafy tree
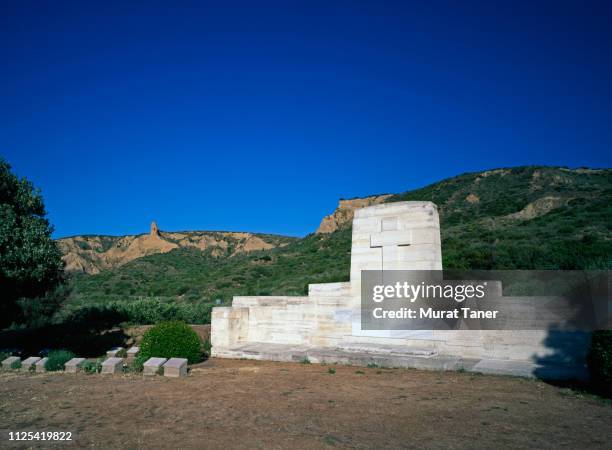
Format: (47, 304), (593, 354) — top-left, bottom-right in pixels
(0, 158), (65, 327)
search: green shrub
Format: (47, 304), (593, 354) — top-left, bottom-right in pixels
(45, 350), (75, 372)
(0, 351), (10, 363)
(327, 367), (336, 374)
(108, 299), (212, 325)
(129, 354), (148, 373)
(82, 359), (103, 374)
(587, 330), (612, 396)
(10, 359), (21, 370)
(139, 321), (202, 364)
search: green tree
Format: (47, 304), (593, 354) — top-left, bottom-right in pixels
(0, 158), (65, 327)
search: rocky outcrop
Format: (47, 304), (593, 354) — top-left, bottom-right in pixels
(465, 194), (480, 204)
(57, 224), (292, 274)
(316, 195), (392, 234)
(505, 196), (570, 220)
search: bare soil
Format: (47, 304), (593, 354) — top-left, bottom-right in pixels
(0, 359), (610, 449)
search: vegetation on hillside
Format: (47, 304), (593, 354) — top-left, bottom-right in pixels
(50, 166), (612, 325)
(388, 166), (611, 270)
(62, 228), (352, 322)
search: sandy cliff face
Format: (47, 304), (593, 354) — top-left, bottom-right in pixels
(57, 222), (288, 274)
(316, 195), (392, 234)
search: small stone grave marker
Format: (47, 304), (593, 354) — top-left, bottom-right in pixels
(21, 356), (41, 371)
(101, 357), (123, 374)
(64, 357), (86, 373)
(35, 357), (48, 373)
(143, 357), (167, 376)
(163, 358), (188, 377)
(1, 356), (20, 370)
(126, 346), (140, 363)
(106, 347), (125, 358)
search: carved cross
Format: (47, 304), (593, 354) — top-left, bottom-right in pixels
(370, 217), (411, 271)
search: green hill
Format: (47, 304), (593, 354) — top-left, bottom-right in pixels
(63, 166), (611, 324)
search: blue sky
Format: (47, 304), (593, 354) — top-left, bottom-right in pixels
(1, 1), (611, 238)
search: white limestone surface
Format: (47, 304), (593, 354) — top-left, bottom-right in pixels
(211, 201), (590, 379)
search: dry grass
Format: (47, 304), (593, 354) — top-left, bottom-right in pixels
(0, 358), (610, 449)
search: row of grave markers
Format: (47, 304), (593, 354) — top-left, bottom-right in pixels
(1, 346), (187, 377)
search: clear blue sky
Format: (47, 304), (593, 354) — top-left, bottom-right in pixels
(1, 1), (611, 238)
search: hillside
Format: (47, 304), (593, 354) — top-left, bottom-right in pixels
(58, 222), (296, 274)
(62, 166), (611, 323)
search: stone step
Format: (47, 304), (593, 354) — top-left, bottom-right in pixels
(336, 343), (437, 357)
(215, 344), (463, 371)
(213, 343), (589, 380)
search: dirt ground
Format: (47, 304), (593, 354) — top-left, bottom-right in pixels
(0, 358), (610, 449)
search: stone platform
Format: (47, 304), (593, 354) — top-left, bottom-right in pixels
(213, 341), (587, 380)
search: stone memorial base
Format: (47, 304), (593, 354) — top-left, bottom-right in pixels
(214, 341), (587, 379)
(126, 346), (140, 364)
(163, 358), (187, 377)
(101, 357), (124, 374)
(35, 358), (48, 373)
(143, 357), (167, 376)
(107, 347), (125, 358)
(1, 356), (20, 370)
(21, 356), (41, 372)
(65, 358), (86, 373)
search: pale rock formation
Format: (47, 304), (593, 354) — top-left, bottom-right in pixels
(316, 194), (392, 234)
(505, 196), (569, 220)
(465, 193), (480, 204)
(57, 226), (291, 274)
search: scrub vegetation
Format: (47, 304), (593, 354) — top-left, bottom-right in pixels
(63, 166), (610, 325)
(3, 165), (610, 329)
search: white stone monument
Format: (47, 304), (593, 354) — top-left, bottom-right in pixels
(211, 201), (589, 379)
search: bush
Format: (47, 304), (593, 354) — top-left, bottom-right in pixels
(139, 321), (203, 364)
(587, 330), (612, 396)
(82, 359), (103, 374)
(45, 350), (75, 372)
(10, 359), (21, 370)
(0, 351), (11, 363)
(128, 354), (148, 373)
(73, 299), (213, 325)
